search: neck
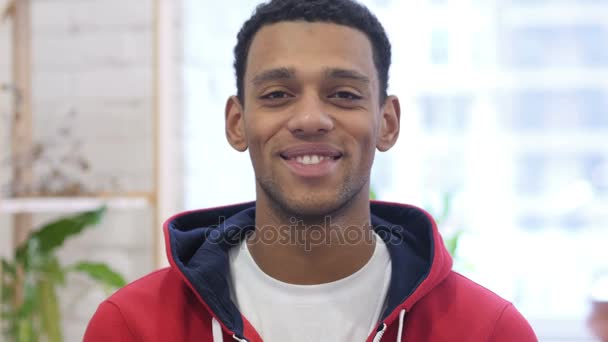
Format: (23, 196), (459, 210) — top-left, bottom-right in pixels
(249, 189), (376, 285)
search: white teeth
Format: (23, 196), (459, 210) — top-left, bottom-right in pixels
(294, 155), (329, 165)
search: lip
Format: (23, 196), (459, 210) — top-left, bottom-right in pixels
(279, 144), (343, 159)
(279, 144), (343, 178)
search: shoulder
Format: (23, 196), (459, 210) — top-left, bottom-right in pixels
(107, 267), (184, 304)
(441, 272), (511, 307)
(409, 271), (537, 341)
(417, 271), (512, 319)
(105, 267), (204, 317)
(84, 267), (212, 341)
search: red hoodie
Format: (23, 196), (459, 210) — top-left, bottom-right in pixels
(84, 201), (537, 341)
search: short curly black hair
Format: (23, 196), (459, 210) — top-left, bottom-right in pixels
(233, 0), (391, 105)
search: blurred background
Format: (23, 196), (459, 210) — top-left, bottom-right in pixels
(0, 0), (607, 341)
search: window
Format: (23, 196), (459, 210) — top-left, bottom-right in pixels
(419, 95), (473, 133)
(507, 89), (608, 131)
(504, 25), (608, 67)
(429, 29), (450, 64)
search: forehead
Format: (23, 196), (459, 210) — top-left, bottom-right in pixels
(245, 22), (377, 85)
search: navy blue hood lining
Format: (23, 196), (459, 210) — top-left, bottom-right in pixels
(370, 203), (433, 318)
(167, 201), (438, 337)
(168, 203), (256, 335)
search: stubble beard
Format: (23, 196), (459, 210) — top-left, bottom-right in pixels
(256, 173), (369, 226)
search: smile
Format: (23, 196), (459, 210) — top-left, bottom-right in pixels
(291, 155), (335, 165)
(279, 145), (343, 177)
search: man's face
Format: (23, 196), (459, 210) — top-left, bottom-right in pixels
(226, 22), (400, 218)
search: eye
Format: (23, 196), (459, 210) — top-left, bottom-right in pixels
(330, 91), (363, 100)
(260, 91), (293, 100)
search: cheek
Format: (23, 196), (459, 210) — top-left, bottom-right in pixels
(244, 114), (276, 144)
(343, 118), (378, 175)
(342, 116), (378, 152)
(244, 114), (285, 162)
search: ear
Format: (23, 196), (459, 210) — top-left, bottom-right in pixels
(376, 95), (401, 152)
(225, 96), (248, 152)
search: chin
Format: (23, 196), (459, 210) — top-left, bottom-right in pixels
(283, 198), (345, 219)
(259, 178), (364, 222)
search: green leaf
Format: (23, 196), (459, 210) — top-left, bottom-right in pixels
(39, 256), (66, 286)
(443, 230), (463, 256)
(16, 206), (106, 265)
(16, 317), (37, 342)
(3, 281), (38, 340)
(1, 288), (16, 315)
(67, 262), (126, 289)
(1, 258), (16, 304)
(0, 305), (14, 319)
(455, 259), (475, 272)
(37, 279), (62, 342)
(434, 192), (452, 225)
(16, 281), (39, 320)
(1, 280), (14, 304)
(1, 258), (16, 277)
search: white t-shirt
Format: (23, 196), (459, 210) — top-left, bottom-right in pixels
(229, 232), (392, 342)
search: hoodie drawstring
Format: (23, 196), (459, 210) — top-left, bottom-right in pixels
(213, 310), (405, 342)
(372, 323), (387, 342)
(396, 309), (406, 341)
(373, 308), (407, 342)
(212, 317), (223, 341)
(211, 318), (249, 342)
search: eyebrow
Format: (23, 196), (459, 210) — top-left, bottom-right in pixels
(325, 68), (370, 83)
(252, 67), (295, 85)
(251, 67), (371, 85)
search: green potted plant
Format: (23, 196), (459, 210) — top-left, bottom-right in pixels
(431, 192), (462, 256)
(0, 206), (126, 342)
(370, 188), (465, 258)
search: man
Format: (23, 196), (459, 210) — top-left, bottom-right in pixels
(85, 0), (537, 341)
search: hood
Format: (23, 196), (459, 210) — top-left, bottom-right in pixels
(163, 201), (453, 339)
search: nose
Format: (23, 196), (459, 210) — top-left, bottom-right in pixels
(286, 94), (334, 137)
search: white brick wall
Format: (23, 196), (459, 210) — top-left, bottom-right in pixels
(31, 0), (157, 339)
(1, 0), (167, 340)
(31, 0), (153, 34)
(29, 0), (156, 196)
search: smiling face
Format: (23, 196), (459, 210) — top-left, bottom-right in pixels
(226, 22), (400, 220)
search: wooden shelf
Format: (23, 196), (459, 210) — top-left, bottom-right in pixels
(0, 195), (153, 213)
